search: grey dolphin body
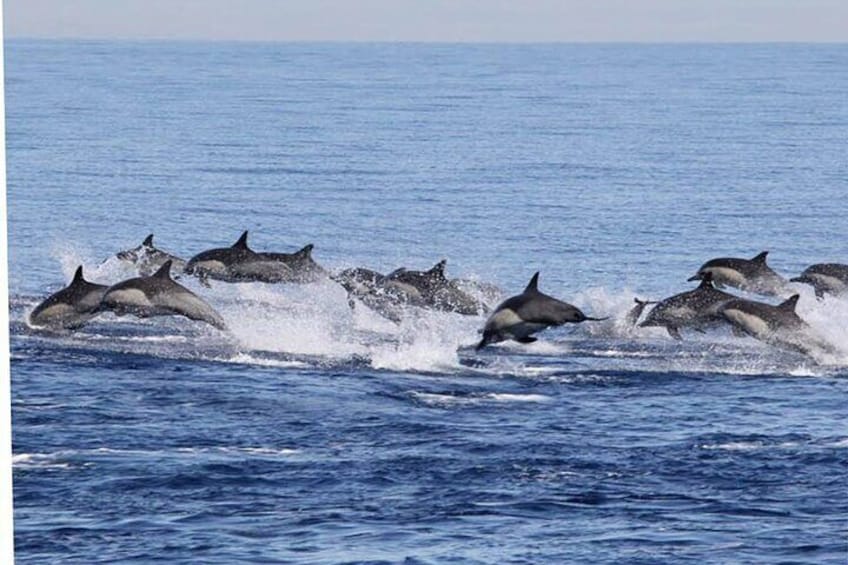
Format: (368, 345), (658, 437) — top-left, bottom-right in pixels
(790, 263), (848, 298)
(688, 251), (788, 297)
(28, 266), (109, 330)
(476, 272), (605, 350)
(333, 267), (388, 299)
(117, 234), (187, 276)
(257, 244), (329, 283)
(719, 294), (834, 356)
(638, 273), (737, 340)
(184, 231), (293, 284)
(332, 267), (420, 323)
(99, 260), (227, 329)
(386, 260), (489, 315)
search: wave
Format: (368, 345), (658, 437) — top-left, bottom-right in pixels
(409, 391), (551, 408)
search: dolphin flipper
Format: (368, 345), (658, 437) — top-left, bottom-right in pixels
(731, 325), (747, 338)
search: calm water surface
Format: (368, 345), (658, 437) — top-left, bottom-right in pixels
(7, 41), (848, 563)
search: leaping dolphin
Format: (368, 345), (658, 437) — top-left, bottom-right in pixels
(688, 251), (788, 297)
(99, 260), (227, 330)
(257, 243), (329, 283)
(719, 294), (834, 357)
(638, 273), (737, 340)
(116, 233), (187, 276)
(184, 231), (293, 284)
(28, 266), (109, 330)
(476, 272), (606, 350)
(332, 267), (424, 322)
(790, 263), (848, 298)
(386, 260), (489, 315)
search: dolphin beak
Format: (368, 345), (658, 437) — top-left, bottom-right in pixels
(687, 274), (702, 282)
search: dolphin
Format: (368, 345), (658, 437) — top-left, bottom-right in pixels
(719, 294), (834, 357)
(116, 234), (187, 277)
(332, 267), (427, 322)
(688, 251), (789, 297)
(99, 260), (227, 330)
(333, 267), (388, 298)
(476, 272), (606, 350)
(638, 273), (738, 340)
(257, 244), (329, 283)
(790, 263), (848, 298)
(386, 260), (489, 315)
(28, 266), (109, 330)
(184, 231), (293, 284)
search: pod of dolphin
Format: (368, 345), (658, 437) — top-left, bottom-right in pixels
(27, 234), (848, 359)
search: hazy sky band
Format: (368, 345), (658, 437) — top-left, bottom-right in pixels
(6, 0), (848, 42)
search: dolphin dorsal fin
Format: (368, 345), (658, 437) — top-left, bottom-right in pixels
(778, 294), (800, 312)
(524, 272), (540, 293)
(152, 260), (172, 280)
(233, 231), (250, 250)
(752, 251), (769, 263)
(72, 265), (85, 285)
(143, 234), (154, 247)
(295, 244), (314, 259)
(428, 260), (447, 279)
(699, 271), (714, 288)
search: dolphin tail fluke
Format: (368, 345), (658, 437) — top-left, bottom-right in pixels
(626, 298), (655, 326)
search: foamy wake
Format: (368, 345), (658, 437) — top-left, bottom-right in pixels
(12, 446), (300, 469)
(20, 249), (848, 375)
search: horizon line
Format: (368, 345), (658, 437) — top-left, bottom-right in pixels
(6, 36), (848, 45)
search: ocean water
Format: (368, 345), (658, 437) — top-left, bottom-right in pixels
(7, 40), (848, 563)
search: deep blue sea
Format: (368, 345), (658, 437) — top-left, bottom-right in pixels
(6, 40), (848, 563)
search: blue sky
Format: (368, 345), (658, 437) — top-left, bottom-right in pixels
(5, 0), (848, 42)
